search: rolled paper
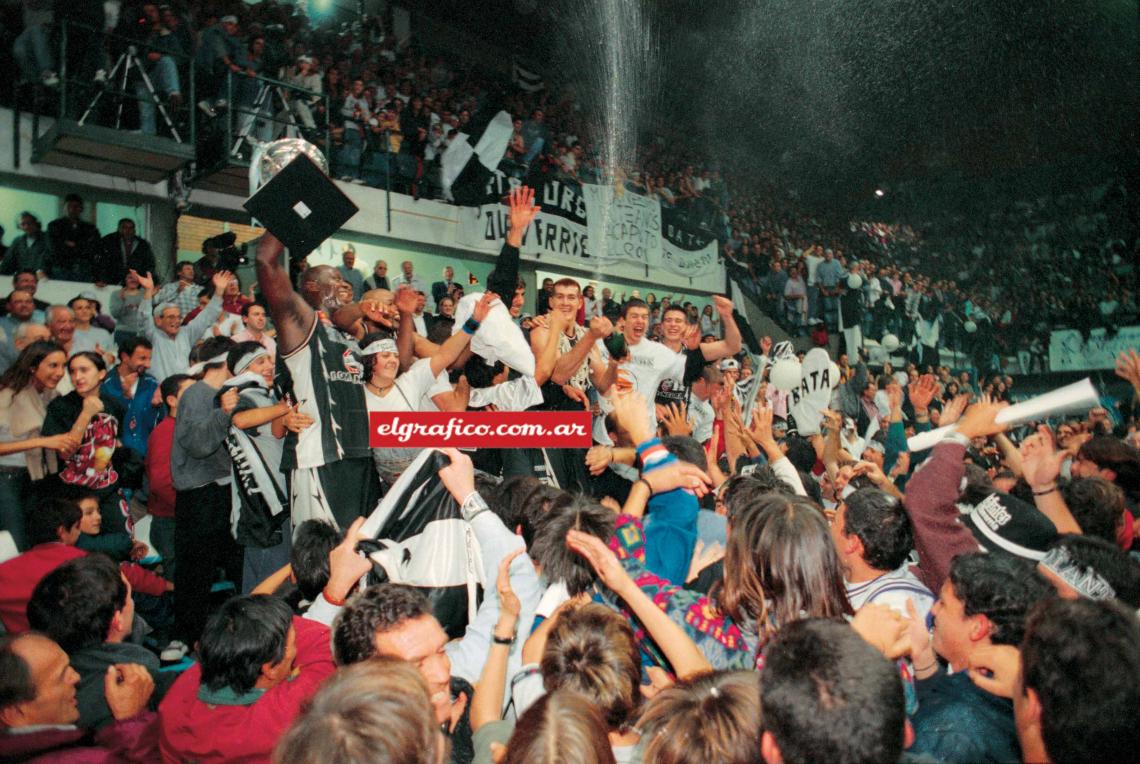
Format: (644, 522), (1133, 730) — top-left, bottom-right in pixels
(906, 378), (1100, 452)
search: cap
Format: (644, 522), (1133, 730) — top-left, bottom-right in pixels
(68, 291), (102, 313)
(719, 358), (740, 371)
(243, 153), (358, 259)
(964, 492), (1059, 561)
(220, 15), (238, 24)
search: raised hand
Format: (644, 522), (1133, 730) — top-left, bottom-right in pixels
(610, 390), (651, 444)
(585, 445), (614, 476)
(940, 394), (969, 426)
(712, 295), (734, 318)
(748, 403), (775, 446)
(211, 269), (235, 295)
(956, 399), (1010, 440)
(394, 285), (418, 316)
(643, 461), (712, 497)
(1115, 349), (1140, 391)
(506, 185), (541, 245)
(1019, 425), (1065, 489)
(326, 516), (372, 602)
(908, 373), (938, 412)
(760, 336), (773, 356)
(131, 270), (154, 292)
(437, 447), (476, 505)
(472, 291), (497, 324)
(661, 402), (692, 437)
(495, 548), (524, 623)
(566, 529), (632, 596)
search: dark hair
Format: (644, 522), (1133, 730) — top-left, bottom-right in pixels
(0, 341), (65, 394)
(718, 495), (852, 648)
(948, 553), (1052, 646)
(332, 584), (432, 665)
(191, 336), (236, 372)
(490, 477), (565, 547)
(160, 374), (193, 407)
(1044, 535), (1140, 608)
(227, 340), (267, 375)
(27, 497), (81, 546)
(841, 488), (914, 572)
(528, 494), (614, 597)
(1020, 598), (1140, 764)
(541, 604), (641, 731)
(65, 193), (83, 204)
(13, 268), (37, 281)
(720, 472), (793, 522)
(359, 332), (393, 379)
(27, 554), (126, 653)
(291, 520), (341, 601)
(620, 298), (649, 318)
(1078, 436), (1140, 498)
(1062, 477), (1126, 543)
(199, 595), (293, 693)
(504, 690), (616, 764)
(117, 218), (134, 227)
(117, 336), (152, 360)
(67, 351), (107, 374)
(426, 319), (453, 344)
(240, 301), (262, 318)
(760, 619), (906, 764)
(0, 636), (37, 718)
(782, 435), (817, 473)
(662, 304), (688, 320)
(662, 435), (707, 472)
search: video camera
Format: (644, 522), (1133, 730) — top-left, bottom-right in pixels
(202, 232), (250, 271)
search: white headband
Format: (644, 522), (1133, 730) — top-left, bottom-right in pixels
(187, 351), (230, 376)
(232, 346), (269, 375)
(360, 338), (398, 356)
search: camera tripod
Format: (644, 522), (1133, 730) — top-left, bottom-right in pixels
(230, 81), (300, 159)
(78, 45), (182, 142)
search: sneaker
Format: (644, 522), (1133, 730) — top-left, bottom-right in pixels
(41, 71), (59, 87)
(350, 178), (367, 185)
(197, 100), (217, 118)
(159, 640), (188, 662)
(93, 69), (107, 84)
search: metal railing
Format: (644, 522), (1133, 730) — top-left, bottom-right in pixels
(218, 68), (332, 166)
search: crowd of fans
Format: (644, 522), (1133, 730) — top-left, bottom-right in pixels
(0, 182), (1137, 763)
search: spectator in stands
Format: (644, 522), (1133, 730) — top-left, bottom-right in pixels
(0, 633), (159, 762)
(338, 78), (369, 181)
(432, 266), (458, 309)
(134, 3), (183, 136)
(100, 337), (160, 456)
(0, 214), (49, 277)
(194, 14), (245, 116)
(47, 194), (100, 282)
(230, 302), (277, 357)
(136, 269), (229, 382)
(0, 497), (85, 632)
(26, 554), (169, 731)
(0, 291), (41, 371)
(395, 259), (428, 294)
(143, 373), (193, 578)
(338, 246), (365, 300)
(111, 269), (149, 346)
(0, 342), (75, 550)
(94, 219), (156, 288)
(275, 658), (447, 764)
(152, 261), (202, 316)
(158, 595), (336, 762)
(283, 55), (322, 133)
(759, 619), (909, 764)
(40, 351), (132, 535)
(520, 109), (550, 166)
(67, 293), (116, 363)
(366, 259), (391, 290)
(1071, 435), (1140, 503)
(1, 271), (50, 320)
(908, 552), (1053, 764)
(12, 2), (57, 87)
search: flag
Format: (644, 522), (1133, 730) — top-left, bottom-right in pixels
(512, 60), (545, 92)
(441, 110), (514, 205)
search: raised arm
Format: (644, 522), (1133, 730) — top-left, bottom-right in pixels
(486, 186), (540, 305)
(1019, 426), (1081, 535)
(184, 270), (231, 339)
(429, 293), (494, 377)
(254, 234), (315, 356)
(698, 296), (742, 360)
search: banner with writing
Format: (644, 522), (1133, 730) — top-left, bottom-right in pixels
(452, 167), (718, 277)
(1049, 326), (1140, 372)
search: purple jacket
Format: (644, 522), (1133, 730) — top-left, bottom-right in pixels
(0, 711), (158, 763)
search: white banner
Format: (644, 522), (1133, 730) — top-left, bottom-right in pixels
(582, 184), (660, 268)
(1049, 326), (1140, 372)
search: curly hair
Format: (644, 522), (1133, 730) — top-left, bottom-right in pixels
(841, 488), (915, 572)
(948, 553), (1052, 646)
(332, 584), (432, 665)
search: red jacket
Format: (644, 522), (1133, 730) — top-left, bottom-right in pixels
(0, 711), (159, 763)
(158, 617), (335, 763)
(145, 417), (177, 519)
(0, 544), (169, 634)
(904, 441), (981, 594)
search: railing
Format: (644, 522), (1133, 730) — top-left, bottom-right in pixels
(51, 19), (197, 145)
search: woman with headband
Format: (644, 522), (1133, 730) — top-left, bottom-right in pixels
(362, 292), (495, 484)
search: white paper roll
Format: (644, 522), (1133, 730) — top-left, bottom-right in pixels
(906, 378), (1100, 452)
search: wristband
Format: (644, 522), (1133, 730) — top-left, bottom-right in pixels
(462, 317), (481, 335)
(944, 431), (973, 449)
(636, 477), (653, 496)
(1032, 484), (1058, 496)
(460, 491), (489, 523)
(492, 633), (514, 646)
(322, 587), (347, 607)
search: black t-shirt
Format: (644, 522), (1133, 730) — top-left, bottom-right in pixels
(654, 346), (708, 407)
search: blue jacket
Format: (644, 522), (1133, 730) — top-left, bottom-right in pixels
(638, 438), (699, 586)
(101, 372), (162, 455)
(911, 669), (1020, 764)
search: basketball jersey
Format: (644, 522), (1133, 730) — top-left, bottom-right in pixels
(277, 317), (371, 470)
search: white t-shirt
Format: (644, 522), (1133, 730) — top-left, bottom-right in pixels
(804, 253), (823, 286)
(364, 358), (438, 479)
(594, 336), (684, 440)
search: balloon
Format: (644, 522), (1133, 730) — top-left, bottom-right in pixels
(829, 362), (841, 388)
(770, 358), (803, 392)
(881, 333), (900, 351)
(964, 320), (977, 333)
(847, 274), (863, 289)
